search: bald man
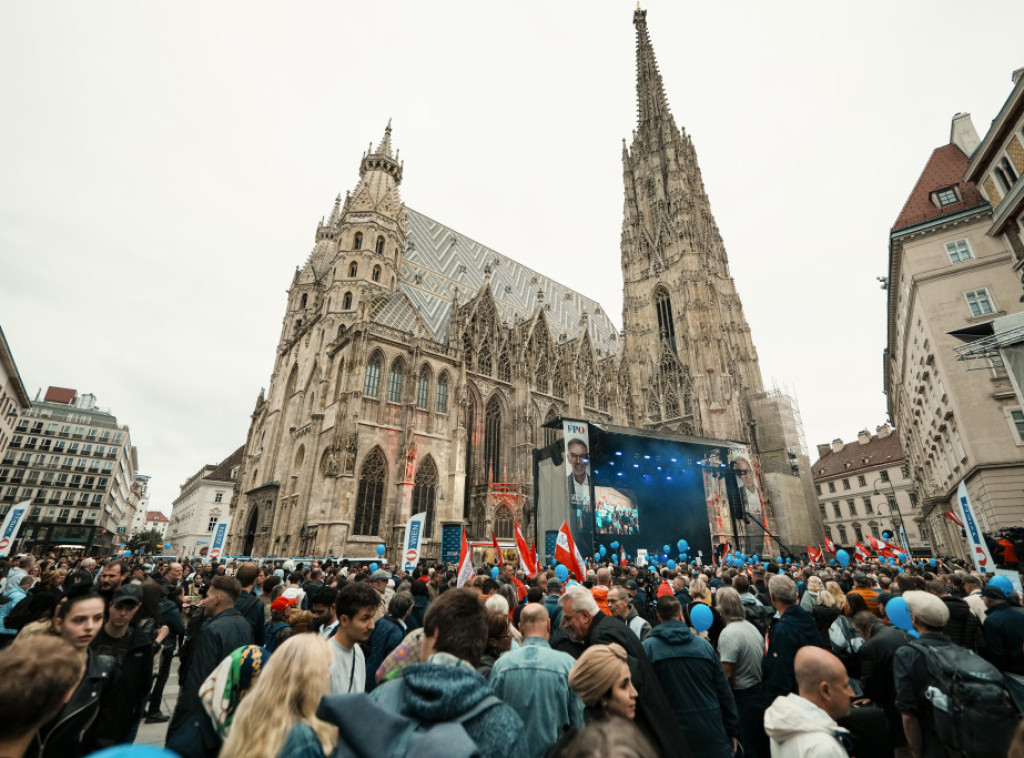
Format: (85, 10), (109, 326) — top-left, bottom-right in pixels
(764, 646), (854, 757)
(489, 603), (583, 758)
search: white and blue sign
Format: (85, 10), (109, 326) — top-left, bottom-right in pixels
(957, 482), (995, 574)
(0, 501), (30, 558)
(402, 512), (426, 572)
(207, 518), (231, 563)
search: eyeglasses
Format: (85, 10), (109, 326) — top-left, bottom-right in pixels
(735, 468), (753, 477)
(568, 454), (588, 462)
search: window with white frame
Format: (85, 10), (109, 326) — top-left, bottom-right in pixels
(207, 517), (218, 532)
(945, 239), (973, 264)
(936, 187), (959, 207)
(964, 289), (995, 317)
(1007, 407), (1024, 445)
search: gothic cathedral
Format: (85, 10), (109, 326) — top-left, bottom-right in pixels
(228, 9), (822, 559)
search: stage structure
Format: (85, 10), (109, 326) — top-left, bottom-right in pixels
(534, 418), (785, 567)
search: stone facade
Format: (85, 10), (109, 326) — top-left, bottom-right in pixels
(167, 447), (242, 556)
(227, 10), (822, 560)
(0, 325), (30, 463)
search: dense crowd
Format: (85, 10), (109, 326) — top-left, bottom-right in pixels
(0, 550), (1023, 758)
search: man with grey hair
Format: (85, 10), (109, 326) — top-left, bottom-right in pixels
(608, 584), (650, 641)
(558, 585), (688, 757)
(765, 573), (822, 700)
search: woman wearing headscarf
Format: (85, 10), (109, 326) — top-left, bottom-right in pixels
(568, 643), (638, 723)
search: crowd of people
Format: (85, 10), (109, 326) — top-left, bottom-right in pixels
(0, 549), (1023, 758)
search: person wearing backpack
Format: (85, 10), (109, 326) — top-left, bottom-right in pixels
(894, 590), (1019, 758)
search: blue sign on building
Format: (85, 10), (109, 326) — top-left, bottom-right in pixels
(441, 524), (462, 564)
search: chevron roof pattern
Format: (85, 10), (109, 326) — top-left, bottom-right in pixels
(401, 208), (620, 354)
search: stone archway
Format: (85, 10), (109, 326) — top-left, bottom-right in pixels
(242, 507), (259, 556)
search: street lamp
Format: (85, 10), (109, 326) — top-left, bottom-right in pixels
(872, 476), (913, 554)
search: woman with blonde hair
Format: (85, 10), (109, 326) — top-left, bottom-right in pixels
(800, 575), (824, 611)
(825, 581), (847, 610)
(220, 634), (337, 758)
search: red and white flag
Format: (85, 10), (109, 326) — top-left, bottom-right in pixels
(555, 521), (587, 582)
(824, 535), (836, 554)
(943, 511), (965, 529)
(807, 545), (822, 564)
(620, 545), (627, 567)
(456, 529), (474, 587)
(531, 542), (538, 571)
(854, 541), (871, 561)
(491, 534), (503, 567)
(721, 542), (732, 563)
(514, 519), (537, 577)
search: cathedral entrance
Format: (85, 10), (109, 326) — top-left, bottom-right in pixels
(242, 508), (258, 556)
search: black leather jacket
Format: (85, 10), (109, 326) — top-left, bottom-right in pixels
(26, 650), (116, 758)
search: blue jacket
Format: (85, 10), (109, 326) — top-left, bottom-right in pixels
(643, 620), (739, 758)
(0, 586), (27, 636)
(764, 604), (823, 699)
(371, 660), (524, 758)
(365, 615), (407, 689)
(489, 638), (584, 758)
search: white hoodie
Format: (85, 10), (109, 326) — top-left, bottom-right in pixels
(763, 693), (849, 758)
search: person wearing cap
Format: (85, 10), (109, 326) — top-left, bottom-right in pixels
(89, 583), (158, 743)
(368, 569), (393, 621)
(265, 595), (297, 652)
(490, 602), (584, 758)
(981, 577), (1024, 675)
(892, 590), (954, 758)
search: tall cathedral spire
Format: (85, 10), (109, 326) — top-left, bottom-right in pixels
(633, 7), (674, 132)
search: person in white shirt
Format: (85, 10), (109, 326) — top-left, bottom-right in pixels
(329, 582), (378, 694)
(962, 574), (987, 621)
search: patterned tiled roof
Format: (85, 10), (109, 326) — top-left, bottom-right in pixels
(401, 208), (620, 354)
(811, 433), (904, 480)
(892, 144), (987, 231)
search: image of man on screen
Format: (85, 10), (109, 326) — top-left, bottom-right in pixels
(732, 453), (762, 519)
(566, 437), (592, 554)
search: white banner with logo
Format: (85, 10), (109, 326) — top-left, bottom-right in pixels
(206, 518), (231, 564)
(563, 420), (592, 559)
(402, 511), (426, 572)
(957, 481), (995, 575)
(0, 501), (30, 558)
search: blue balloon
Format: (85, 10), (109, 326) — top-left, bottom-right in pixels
(752, 555), (758, 563)
(369, 562), (379, 572)
(663, 545), (671, 555)
(594, 552), (601, 562)
(376, 544), (386, 556)
(835, 549), (850, 568)
(491, 566), (500, 579)
(929, 558), (937, 568)
(690, 604), (714, 632)
(555, 564), (569, 582)
(610, 541), (620, 550)
(677, 539), (689, 553)
(829, 559), (836, 565)
(649, 565), (658, 572)
(666, 560), (676, 570)
(776, 556), (783, 564)
(886, 596), (913, 631)
(662, 554), (669, 562)
(599, 545), (607, 555)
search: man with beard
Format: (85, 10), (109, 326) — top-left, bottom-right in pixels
(96, 561), (127, 601)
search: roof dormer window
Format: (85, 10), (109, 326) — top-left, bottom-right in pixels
(933, 186), (960, 207)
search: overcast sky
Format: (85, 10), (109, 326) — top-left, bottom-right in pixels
(2, 2), (1022, 517)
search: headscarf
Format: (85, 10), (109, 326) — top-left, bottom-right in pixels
(568, 642), (628, 706)
(199, 644), (271, 737)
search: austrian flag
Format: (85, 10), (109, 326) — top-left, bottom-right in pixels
(555, 521), (587, 582)
(824, 535), (836, 554)
(456, 528), (474, 587)
(513, 518), (537, 577)
(807, 546), (822, 564)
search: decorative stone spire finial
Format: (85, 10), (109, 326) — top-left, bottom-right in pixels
(633, 8), (673, 128)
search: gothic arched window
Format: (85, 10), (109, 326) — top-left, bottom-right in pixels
(299, 293), (308, 309)
(375, 236), (385, 254)
(387, 358), (405, 404)
(478, 344), (492, 376)
(497, 351), (511, 383)
(363, 352), (382, 397)
(354, 448), (387, 535)
(536, 355), (548, 393)
(372, 265), (381, 283)
(494, 506), (514, 541)
(654, 287), (676, 352)
(436, 373), (449, 413)
(413, 457), (439, 536)
(484, 396), (502, 481)
(348, 261), (358, 277)
(665, 392), (679, 418)
(353, 232), (362, 250)
(343, 291), (353, 310)
(647, 393), (660, 422)
(416, 366), (430, 410)
(544, 408), (559, 446)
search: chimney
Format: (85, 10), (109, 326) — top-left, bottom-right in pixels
(857, 429), (872, 445)
(950, 112), (980, 157)
(816, 443), (833, 460)
(830, 438), (843, 454)
(876, 423), (892, 439)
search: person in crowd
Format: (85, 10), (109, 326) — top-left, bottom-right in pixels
(643, 594), (739, 758)
(89, 583), (157, 742)
(22, 589), (117, 758)
(260, 575), (283, 622)
(235, 562), (266, 646)
(733, 573), (764, 608)
(811, 588), (842, 647)
(683, 577), (725, 647)
(220, 635), (337, 758)
(849, 571), (881, 616)
(851, 610), (911, 753)
(310, 586), (339, 639)
(609, 585), (650, 641)
(490, 602), (584, 758)
(764, 573), (823, 700)
(559, 584), (687, 757)
(545, 576), (563, 621)
(406, 578), (430, 631)
(552, 717), (657, 758)
(368, 569), (393, 620)
(363, 591), (412, 691)
(962, 574), (986, 620)
(146, 584), (187, 723)
(0, 574), (33, 648)
(568, 643), (638, 722)
(981, 578), (1024, 674)
(800, 575), (824, 611)
(716, 587), (770, 758)
(329, 582), (378, 694)
(367, 588), (524, 758)
(166, 576), (253, 752)
(265, 596), (297, 652)
(764, 646), (854, 757)
(924, 578), (983, 652)
(477, 609), (514, 679)
(96, 560), (127, 601)
(893, 590), (954, 758)
(0, 635), (84, 758)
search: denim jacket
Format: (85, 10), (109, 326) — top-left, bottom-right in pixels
(489, 637), (584, 758)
